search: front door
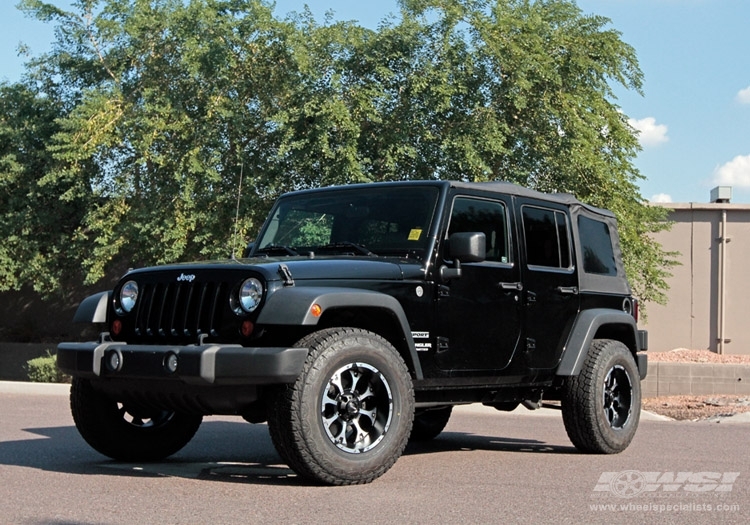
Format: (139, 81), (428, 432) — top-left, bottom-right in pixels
(435, 194), (522, 373)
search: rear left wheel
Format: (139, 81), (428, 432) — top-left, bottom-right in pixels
(561, 339), (641, 454)
(410, 406), (452, 441)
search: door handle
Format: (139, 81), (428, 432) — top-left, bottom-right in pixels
(499, 282), (523, 291)
(556, 286), (579, 295)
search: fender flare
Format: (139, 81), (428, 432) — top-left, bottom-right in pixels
(72, 291), (111, 324)
(257, 287), (423, 379)
(556, 309), (639, 377)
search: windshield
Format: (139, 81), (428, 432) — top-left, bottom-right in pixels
(256, 185), (440, 259)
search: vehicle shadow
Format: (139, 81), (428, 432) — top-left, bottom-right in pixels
(405, 431), (576, 456)
(0, 419), (575, 486)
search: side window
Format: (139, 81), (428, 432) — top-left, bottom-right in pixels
(522, 206), (571, 269)
(447, 197), (510, 263)
(578, 216), (617, 275)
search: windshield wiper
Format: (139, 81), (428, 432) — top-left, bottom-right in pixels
(316, 242), (376, 256)
(255, 244), (299, 256)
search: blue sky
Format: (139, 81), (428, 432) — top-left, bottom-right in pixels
(2, 0), (749, 204)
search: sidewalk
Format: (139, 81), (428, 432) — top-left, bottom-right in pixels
(0, 380), (672, 421)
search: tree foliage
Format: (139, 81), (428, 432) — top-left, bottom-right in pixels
(2, 0), (675, 305)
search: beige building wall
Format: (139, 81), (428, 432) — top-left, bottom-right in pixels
(642, 202), (750, 355)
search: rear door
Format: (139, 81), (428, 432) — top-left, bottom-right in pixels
(518, 201), (580, 369)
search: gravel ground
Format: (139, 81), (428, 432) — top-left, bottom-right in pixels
(643, 349), (750, 421)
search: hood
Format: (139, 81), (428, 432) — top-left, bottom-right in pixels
(123, 256), (425, 283)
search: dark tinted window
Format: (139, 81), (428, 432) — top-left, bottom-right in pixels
(522, 206), (571, 269)
(578, 216), (617, 275)
(448, 197), (510, 263)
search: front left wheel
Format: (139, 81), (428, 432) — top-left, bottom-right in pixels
(267, 328), (414, 485)
(70, 378), (203, 461)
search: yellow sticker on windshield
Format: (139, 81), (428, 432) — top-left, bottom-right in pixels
(408, 229), (422, 241)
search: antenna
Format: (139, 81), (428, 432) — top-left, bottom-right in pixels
(231, 161), (244, 259)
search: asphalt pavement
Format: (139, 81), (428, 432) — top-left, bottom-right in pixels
(2, 381), (749, 524)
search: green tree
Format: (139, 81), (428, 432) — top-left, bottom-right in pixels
(6, 0), (674, 306)
(0, 81), (85, 294)
(344, 0), (675, 304)
(16, 0), (305, 285)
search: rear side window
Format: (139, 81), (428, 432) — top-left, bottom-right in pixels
(448, 197), (510, 263)
(578, 216), (617, 275)
(522, 206), (571, 269)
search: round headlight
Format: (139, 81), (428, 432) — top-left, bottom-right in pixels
(120, 280), (139, 313)
(238, 278), (263, 313)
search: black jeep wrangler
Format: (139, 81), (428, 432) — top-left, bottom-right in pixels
(58, 180), (647, 485)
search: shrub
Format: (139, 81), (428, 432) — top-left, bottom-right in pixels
(26, 350), (67, 383)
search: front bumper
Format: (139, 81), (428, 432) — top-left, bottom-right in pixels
(57, 339), (309, 386)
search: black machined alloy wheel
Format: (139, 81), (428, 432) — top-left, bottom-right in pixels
(561, 339), (641, 454)
(321, 361), (394, 453)
(603, 364), (633, 429)
(267, 327), (415, 485)
(70, 378), (203, 461)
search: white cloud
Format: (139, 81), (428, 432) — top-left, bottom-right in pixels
(713, 154), (750, 188)
(737, 86), (750, 104)
(628, 117), (669, 147)
(650, 193), (673, 203)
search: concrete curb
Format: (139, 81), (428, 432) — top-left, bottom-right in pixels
(642, 362), (750, 397)
(1, 380), (741, 423)
(0, 380), (70, 396)
(0, 381), (668, 420)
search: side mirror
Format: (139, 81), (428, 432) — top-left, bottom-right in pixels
(448, 232), (486, 263)
(440, 232), (486, 280)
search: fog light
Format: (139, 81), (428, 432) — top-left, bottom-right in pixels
(164, 352), (178, 374)
(104, 349), (122, 372)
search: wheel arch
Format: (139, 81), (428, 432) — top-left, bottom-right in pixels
(257, 287), (423, 380)
(72, 291), (111, 323)
(557, 309), (640, 377)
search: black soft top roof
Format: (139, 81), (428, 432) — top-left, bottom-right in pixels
(284, 180), (630, 295)
(288, 180), (614, 218)
(448, 181), (615, 218)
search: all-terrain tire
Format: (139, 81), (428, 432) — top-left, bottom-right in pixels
(267, 327), (414, 485)
(561, 339), (641, 454)
(410, 406), (453, 441)
(70, 378), (203, 461)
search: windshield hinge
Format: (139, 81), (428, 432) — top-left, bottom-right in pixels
(278, 264), (295, 286)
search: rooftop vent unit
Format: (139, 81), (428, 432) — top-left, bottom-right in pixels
(710, 186), (732, 204)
